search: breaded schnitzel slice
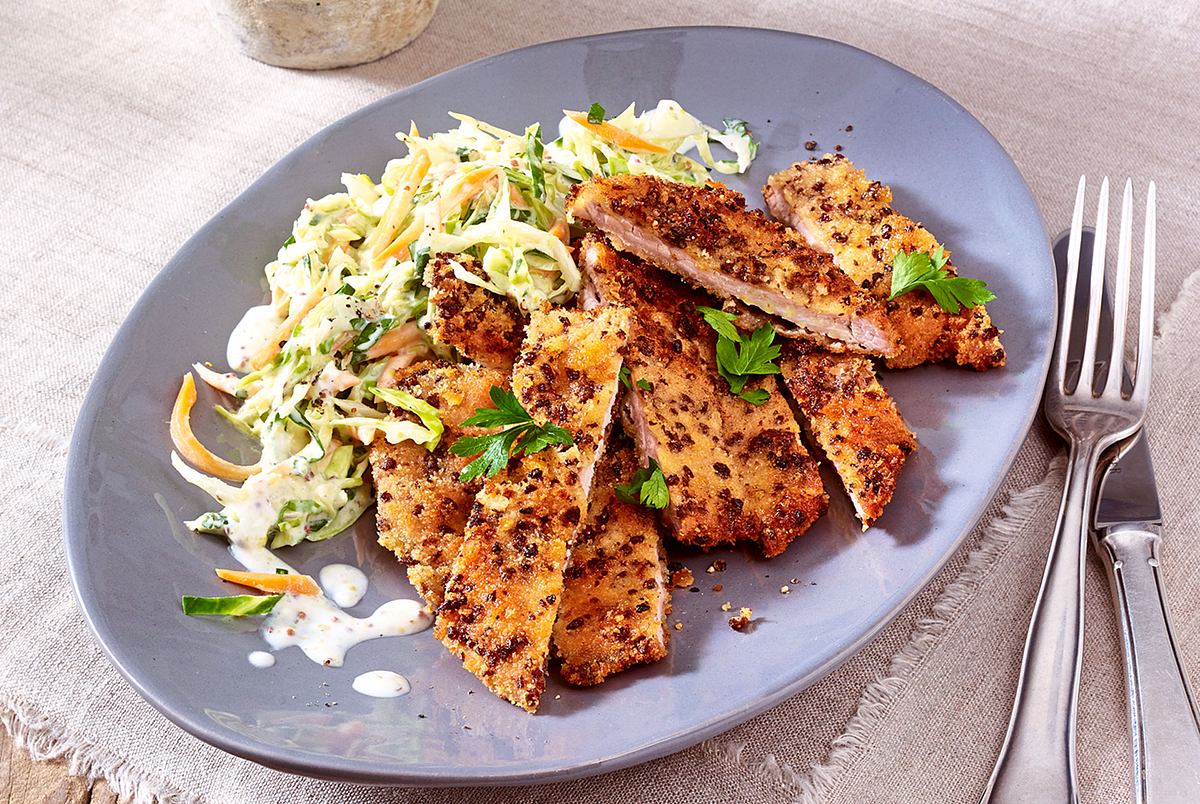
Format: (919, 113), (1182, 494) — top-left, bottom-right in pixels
(368, 363), (507, 608)
(567, 175), (897, 357)
(763, 155), (1005, 370)
(779, 342), (917, 528)
(581, 235), (828, 558)
(435, 448), (586, 712)
(514, 304), (631, 497)
(437, 305), (628, 711)
(424, 252), (524, 371)
(553, 435), (671, 686)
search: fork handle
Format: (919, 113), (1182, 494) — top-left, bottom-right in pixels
(981, 440), (1099, 804)
(1097, 524), (1200, 803)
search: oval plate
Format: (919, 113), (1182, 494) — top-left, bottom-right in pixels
(65, 27), (1054, 787)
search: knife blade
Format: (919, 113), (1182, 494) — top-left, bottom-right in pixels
(1050, 228), (1163, 530)
(1096, 431), (1163, 528)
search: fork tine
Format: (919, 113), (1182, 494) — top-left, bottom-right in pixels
(1057, 176), (1087, 391)
(1104, 179), (1134, 396)
(1078, 176), (1110, 395)
(1133, 181), (1157, 404)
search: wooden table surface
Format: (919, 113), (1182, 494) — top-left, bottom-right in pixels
(0, 728), (126, 804)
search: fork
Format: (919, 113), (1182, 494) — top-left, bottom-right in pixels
(980, 176), (1156, 803)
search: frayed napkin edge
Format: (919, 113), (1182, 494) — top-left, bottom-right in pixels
(0, 692), (199, 804)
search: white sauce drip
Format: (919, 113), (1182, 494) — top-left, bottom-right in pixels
(263, 597), (429, 667)
(226, 304), (282, 373)
(352, 670), (411, 698)
(248, 650), (275, 668)
(228, 540), (431, 669)
(319, 563), (368, 608)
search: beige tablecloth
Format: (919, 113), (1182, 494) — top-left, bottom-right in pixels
(3, 1), (1199, 802)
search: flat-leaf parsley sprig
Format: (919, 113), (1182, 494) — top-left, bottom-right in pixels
(697, 306), (781, 405)
(615, 459), (670, 510)
(618, 365), (653, 393)
(449, 387), (574, 482)
(888, 246), (996, 314)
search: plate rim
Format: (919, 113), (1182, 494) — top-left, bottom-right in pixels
(64, 24), (1056, 787)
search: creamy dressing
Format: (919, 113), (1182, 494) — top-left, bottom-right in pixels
(319, 563), (368, 608)
(248, 651), (276, 668)
(226, 304), (283, 373)
(230, 543), (294, 575)
(223, 464), (349, 550)
(262, 595), (429, 667)
(352, 670), (411, 698)
(228, 536), (430, 669)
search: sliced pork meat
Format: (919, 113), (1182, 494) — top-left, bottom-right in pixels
(779, 341), (917, 528)
(553, 434), (671, 686)
(436, 305), (628, 711)
(567, 174), (897, 357)
(368, 363), (507, 608)
(764, 155), (1005, 370)
(580, 235), (828, 558)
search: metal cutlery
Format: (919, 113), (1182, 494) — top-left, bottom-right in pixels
(1092, 352), (1200, 798)
(981, 176), (1156, 803)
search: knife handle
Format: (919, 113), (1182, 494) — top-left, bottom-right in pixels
(1097, 524), (1200, 803)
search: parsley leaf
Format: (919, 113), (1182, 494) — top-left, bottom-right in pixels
(450, 387), (575, 482)
(587, 102), (606, 124)
(698, 306), (780, 404)
(697, 306), (742, 342)
(615, 459), (670, 509)
(619, 365), (653, 393)
(737, 387), (771, 405)
(888, 246), (996, 314)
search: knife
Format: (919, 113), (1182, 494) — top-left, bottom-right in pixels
(1054, 229), (1200, 803)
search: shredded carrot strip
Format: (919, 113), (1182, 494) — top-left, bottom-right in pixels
(549, 218), (570, 245)
(374, 218), (424, 262)
(563, 111), (670, 154)
(215, 568), (320, 596)
(436, 167), (498, 217)
(365, 322), (424, 360)
(170, 374), (259, 481)
(247, 289), (326, 370)
(191, 362), (240, 396)
(365, 151), (431, 257)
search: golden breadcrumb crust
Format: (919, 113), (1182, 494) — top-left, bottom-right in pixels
(780, 342), (916, 528)
(581, 235), (828, 558)
(568, 175), (897, 356)
(514, 304), (630, 492)
(435, 448), (585, 712)
(368, 363), (507, 608)
(436, 305), (628, 711)
(553, 435), (671, 686)
(425, 252), (524, 371)
(763, 155), (1005, 370)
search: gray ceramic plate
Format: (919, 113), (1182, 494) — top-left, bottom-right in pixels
(65, 27), (1055, 786)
